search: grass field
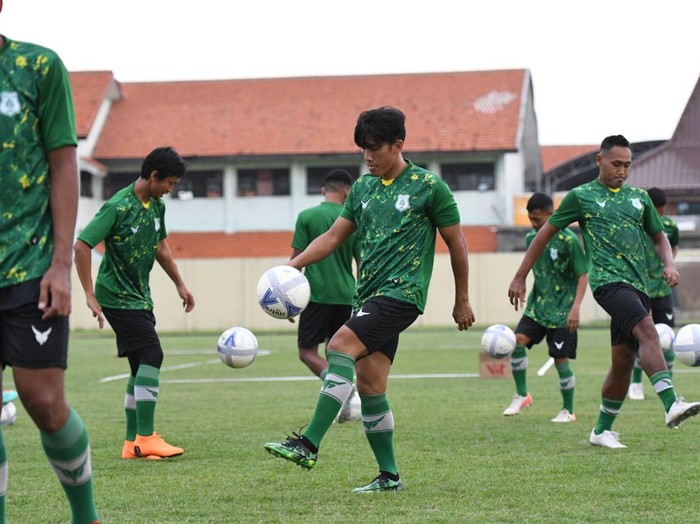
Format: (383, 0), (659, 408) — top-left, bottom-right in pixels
(4, 325), (700, 523)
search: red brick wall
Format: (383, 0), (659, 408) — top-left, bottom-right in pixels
(167, 226), (498, 259)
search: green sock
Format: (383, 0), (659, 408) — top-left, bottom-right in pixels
(650, 370), (676, 412)
(125, 375), (137, 441)
(135, 364), (160, 436)
(594, 397), (623, 434)
(664, 349), (675, 378)
(510, 345), (528, 396)
(40, 408), (99, 524)
(0, 429), (6, 523)
(555, 361), (575, 413)
(631, 354), (643, 383)
(360, 393), (398, 477)
(303, 351), (355, 448)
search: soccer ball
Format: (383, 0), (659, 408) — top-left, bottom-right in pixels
(217, 327), (258, 368)
(256, 265), (310, 319)
(481, 324), (516, 359)
(655, 323), (675, 351)
(1, 402), (17, 426)
(673, 324), (700, 367)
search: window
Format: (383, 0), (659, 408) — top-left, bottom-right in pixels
(103, 172), (138, 200)
(306, 166), (360, 195)
(238, 168), (290, 196)
(79, 171), (93, 198)
(440, 163), (495, 191)
(675, 200), (700, 215)
(174, 170), (223, 200)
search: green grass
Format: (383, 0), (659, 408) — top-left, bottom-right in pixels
(5, 326), (700, 523)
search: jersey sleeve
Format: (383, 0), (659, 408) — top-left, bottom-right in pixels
(291, 211), (310, 251)
(567, 230), (587, 276)
(158, 203), (167, 241)
(428, 177), (460, 228)
(643, 193), (664, 236)
(548, 190), (581, 230)
(340, 184), (358, 223)
(37, 52), (77, 151)
(667, 220), (680, 248)
(77, 202), (117, 248)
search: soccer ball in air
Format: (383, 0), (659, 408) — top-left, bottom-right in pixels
(655, 323), (675, 351)
(256, 265), (310, 319)
(217, 327), (258, 368)
(481, 324), (516, 359)
(1, 402), (17, 426)
(672, 324), (700, 367)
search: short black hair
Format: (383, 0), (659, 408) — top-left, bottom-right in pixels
(141, 146), (187, 180)
(647, 187), (667, 207)
(600, 135), (630, 153)
(526, 192), (553, 212)
(324, 169), (353, 193)
(354, 106), (406, 149)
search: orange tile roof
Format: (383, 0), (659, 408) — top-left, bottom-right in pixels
(86, 69), (528, 160)
(69, 71), (120, 139)
(540, 144), (597, 172)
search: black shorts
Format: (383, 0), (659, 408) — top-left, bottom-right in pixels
(650, 295), (675, 327)
(593, 283), (650, 350)
(102, 308), (162, 357)
(0, 278), (69, 369)
(515, 315), (577, 359)
(297, 302), (352, 349)
(344, 296), (420, 364)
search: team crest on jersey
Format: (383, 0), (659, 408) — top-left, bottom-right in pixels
(0, 92), (21, 117)
(549, 248), (558, 260)
(154, 218), (161, 231)
(631, 198), (643, 210)
(395, 194), (410, 212)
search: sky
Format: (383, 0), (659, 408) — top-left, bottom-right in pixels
(2, 0), (698, 145)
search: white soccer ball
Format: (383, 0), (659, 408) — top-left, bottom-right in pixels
(217, 327), (258, 368)
(256, 265), (311, 319)
(1, 402), (17, 426)
(655, 323), (675, 351)
(673, 324), (700, 367)
(481, 324), (516, 359)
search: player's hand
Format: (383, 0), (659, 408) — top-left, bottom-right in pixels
(86, 295), (106, 329)
(38, 263), (72, 319)
(508, 276), (527, 311)
(663, 266), (680, 288)
(453, 299), (475, 331)
(178, 285), (195, 312)
(566, 305), (580, 332)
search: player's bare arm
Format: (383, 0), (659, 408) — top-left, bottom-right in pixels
(508, 221), (558, 310)
(73, 239), (107, 328)
(566, 273), (588, 332)
(290, 216), (356, 270)
(156, 239), (195, 312)
(652, 231), (680, 287)
(40, 146), (79, 319)
(438, 223), (475, 330)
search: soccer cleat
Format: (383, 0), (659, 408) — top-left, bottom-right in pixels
(121, 440), (162, 460)
(133, 433), (184, 458)
(589, 429), (627, 449)
(665, 398), (700, 428)
(264, 431), (317, 470)
(550, 409), (576, 423)
(352, 473), (404, 493)
(336, 386), (361, 424)
(627, 383), (645, 400)
(503, 393), (533, 416)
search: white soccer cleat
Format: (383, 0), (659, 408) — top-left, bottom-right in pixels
(627, 383), (645, 400)
(589, 429), (627, 449)
(665, 398), (700, 428)
(503, 393), (532, 416)
(551, 409), (576, 423)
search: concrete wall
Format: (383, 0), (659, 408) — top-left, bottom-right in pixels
(70, 249), (700, 333)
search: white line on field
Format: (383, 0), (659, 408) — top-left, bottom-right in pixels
(159, 372), (479, 384)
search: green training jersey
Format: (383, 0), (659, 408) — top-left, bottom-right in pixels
(340, 160), (460, 312)
(0, 37), (77, 287)
(524, 227), (587, 328)
(548, 179), (663, 294)
(292, 201), (358, 305)
(645, 215), (679, 298)
(77, 183), (167, 310)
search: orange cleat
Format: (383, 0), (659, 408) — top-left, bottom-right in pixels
(133, 433), (184, 458)
(121, 440), (162, 460)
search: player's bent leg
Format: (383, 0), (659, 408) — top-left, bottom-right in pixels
(298, 346), (327, 379)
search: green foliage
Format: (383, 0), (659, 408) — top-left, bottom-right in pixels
(4, 327), (700, 523)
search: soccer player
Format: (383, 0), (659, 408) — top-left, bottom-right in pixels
(0, 6), (100, 521)
(290, 169), (361, 422)
(503, 193), (587, 423)
(265, 106), (476, 492)
(508, 135), (700, 449)
(74, 147), (195, 460)
(628, 187), (678, 400)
